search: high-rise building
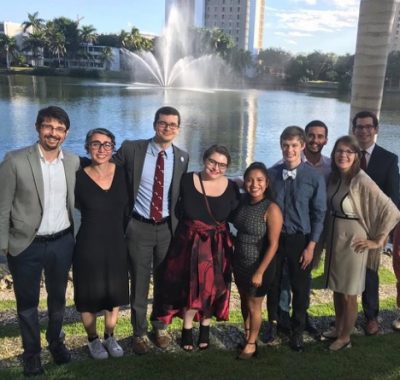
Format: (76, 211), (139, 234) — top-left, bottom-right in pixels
(203, 0), (265, 53)
(389, 1), (400, 52)
(165, 0), (265, 53)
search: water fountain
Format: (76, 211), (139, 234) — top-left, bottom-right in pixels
(121, 6), (235, 88)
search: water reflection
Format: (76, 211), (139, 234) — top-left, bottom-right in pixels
(1, 75), (399, 177)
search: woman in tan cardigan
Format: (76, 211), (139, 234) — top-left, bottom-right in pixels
(324, 135), (400, 351)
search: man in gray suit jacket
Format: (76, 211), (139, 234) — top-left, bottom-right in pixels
(114, 106), (189, 354)
(0, 106), (79, 376)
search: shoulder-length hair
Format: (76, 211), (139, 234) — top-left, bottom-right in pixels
(329, 135), (361, 185)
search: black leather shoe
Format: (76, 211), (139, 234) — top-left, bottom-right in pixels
(277, 309), (291, 335)
(23, 355), (44, 377)
(48, 340), (71, 365)
(305, 314), (320, 339)
(265, 322), (279, 345)
(290, 332), (304, 352)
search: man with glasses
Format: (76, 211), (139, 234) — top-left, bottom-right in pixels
(0, 106), (79, 376)
(352, 110), (399, 335)
(114, 106), (189, 354)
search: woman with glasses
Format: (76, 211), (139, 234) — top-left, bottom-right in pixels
(323, 135), (400, 351)
(158, 145), (240, 351)
(73, 128), (129, 360)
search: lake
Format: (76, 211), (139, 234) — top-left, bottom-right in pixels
(1, 75), (399, 176)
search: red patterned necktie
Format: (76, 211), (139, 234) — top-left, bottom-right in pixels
(150, 150), (165, 222)
(360, 150), (367, 170)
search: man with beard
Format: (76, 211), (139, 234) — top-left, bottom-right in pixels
(0, 106), (79, 376)
(303, 120), (331, 181)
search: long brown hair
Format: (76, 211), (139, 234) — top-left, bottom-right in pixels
(329, 135), (361, 184)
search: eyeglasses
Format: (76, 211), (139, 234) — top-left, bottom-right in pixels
(88, 141), (114, 151)
(207, 158), (228, 170)
(335, 149), (356, 156)
(156, 120), (179, 130)
(40, 124), (67, 134)
(354, 125), (375, 131)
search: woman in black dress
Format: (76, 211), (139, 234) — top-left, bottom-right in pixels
(233, 162), (282, 359)
(73, 128), (129, 360)
(158, 145), (240, 351)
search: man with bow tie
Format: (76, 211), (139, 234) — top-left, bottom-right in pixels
(267, 126), (326, 352)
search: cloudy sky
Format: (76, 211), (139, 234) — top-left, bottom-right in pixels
(2, 0), (361, 54)
(265, 0), (360, 54)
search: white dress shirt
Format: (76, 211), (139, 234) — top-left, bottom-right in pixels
(37, 145), (70, 235)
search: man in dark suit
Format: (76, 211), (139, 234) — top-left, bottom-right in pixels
(114, 106), (189, 354)
(352, 110), (400, 335)
(0, 106), (79, 376)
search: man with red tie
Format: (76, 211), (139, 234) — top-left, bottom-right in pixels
(114, 106), (189, 354)
(352, 111), (399, 335)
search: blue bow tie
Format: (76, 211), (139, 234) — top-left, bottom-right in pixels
(282, 168), (297, 180)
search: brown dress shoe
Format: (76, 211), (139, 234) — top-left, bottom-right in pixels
(154, 329), (171, 349)
(132, 335), (151, 355)
(365, 319), (379, 336)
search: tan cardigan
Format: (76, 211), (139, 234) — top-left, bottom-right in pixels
(348, 170), (400, 270)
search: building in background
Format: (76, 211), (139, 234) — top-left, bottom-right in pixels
(165, 0), (265, 54)
(389, 1), (400, 51)
(0, 21), (28, 49)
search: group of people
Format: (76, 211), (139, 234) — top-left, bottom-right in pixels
(1, 105), (400, 376)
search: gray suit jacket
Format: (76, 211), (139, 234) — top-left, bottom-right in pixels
(0, 144), (79, 256)
(114, 139), (189, 232)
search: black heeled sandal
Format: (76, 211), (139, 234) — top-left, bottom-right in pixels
(181, 328), (194, 352)
(237, 328), (250, 350)
(237, 342), (258, 360)
(198, 324), (210, 350)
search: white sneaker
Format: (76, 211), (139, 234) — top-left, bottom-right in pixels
(392, 317), (400, 331)
(88, 338), (109, 360)
(103, 336), (124, 358)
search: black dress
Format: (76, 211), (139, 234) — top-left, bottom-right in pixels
(233, 195), (276, 297)
(158, 172), (240, 324)
(73, 165), (129, 313)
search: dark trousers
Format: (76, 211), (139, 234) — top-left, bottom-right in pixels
(7, 233), (74, 360)
(126, 218), (172, 337)
(362, 268), (379, 320)
(267, 233), (311, 334)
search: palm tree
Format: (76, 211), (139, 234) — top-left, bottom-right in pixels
(22, 31), (46, 66)
(46, 26), (66, 67)
(119, 27), (153, 51)
(100, 47), (113, 70)
(80, 25), (97, 49)
(118, 30), (130, 48)
(0, 35), (18, 69)
(349, 0), (397, 128)
(21, 11), (44, 33)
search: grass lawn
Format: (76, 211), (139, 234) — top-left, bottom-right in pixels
(1, 333), (400, 380)
(1, 261), (399, 379)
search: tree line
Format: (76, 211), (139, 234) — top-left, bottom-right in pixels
(1, 11), (400, 90)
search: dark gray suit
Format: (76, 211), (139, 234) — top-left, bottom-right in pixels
(114, 139), (189, 336)
(363, 144), (399, 320)
(0, 144), (79, 360)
